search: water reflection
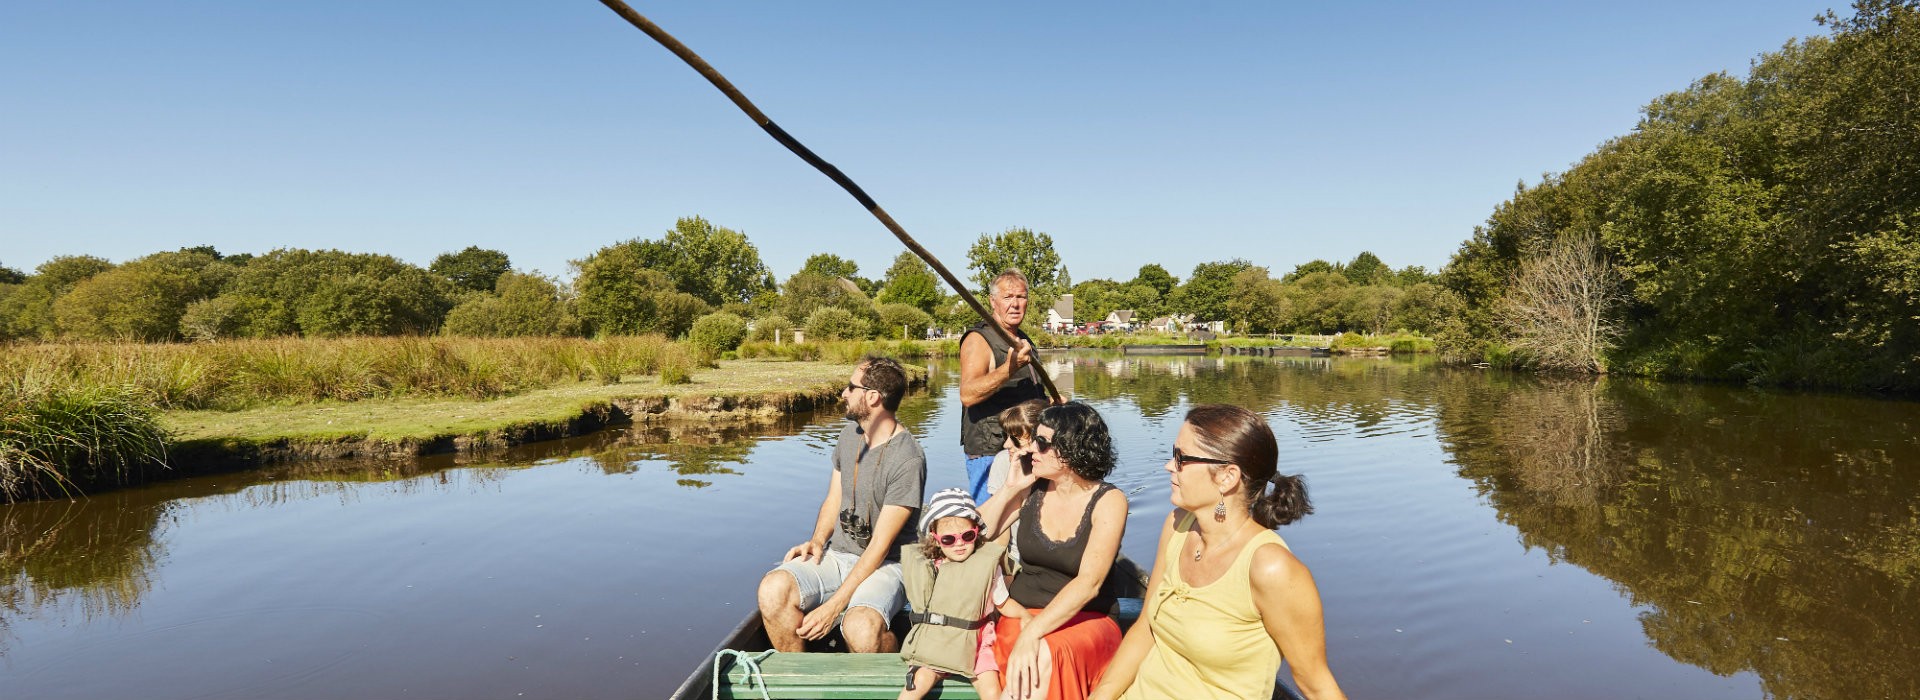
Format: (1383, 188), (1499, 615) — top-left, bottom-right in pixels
(4, 356), (1918, 699)
(1435, 376), (1920, 699)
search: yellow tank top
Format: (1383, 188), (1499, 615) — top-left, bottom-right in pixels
(1121, 513), (1289, 700)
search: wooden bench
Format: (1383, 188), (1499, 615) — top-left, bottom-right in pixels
(716, 599), (1143, 700)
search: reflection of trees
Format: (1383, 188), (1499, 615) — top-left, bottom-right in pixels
(1, 493), (166, 656)
(1435, 377), (1920, 699)
(1069, 353), (1445, 431)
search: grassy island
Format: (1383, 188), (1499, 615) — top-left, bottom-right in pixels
(1, 336), (928, 502)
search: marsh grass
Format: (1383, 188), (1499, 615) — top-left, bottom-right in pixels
(0, 336), (696, 410)
(1, 380), (170, 502)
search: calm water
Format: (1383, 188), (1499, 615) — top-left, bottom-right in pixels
(3, 353), (1917, 699)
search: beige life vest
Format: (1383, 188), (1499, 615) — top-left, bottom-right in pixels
(899, 541), (1005, 677)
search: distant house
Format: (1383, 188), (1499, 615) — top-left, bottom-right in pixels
(1103, 310), (1136, 332)
(1045, 294), (1074, 332)
(1145, 316), (1178, 333)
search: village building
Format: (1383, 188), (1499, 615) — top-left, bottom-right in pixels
(1045, 294), (1074, 333)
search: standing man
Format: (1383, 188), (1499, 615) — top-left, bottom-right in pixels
(757, 355), (925, 653)
(958, 269), (1051, 503)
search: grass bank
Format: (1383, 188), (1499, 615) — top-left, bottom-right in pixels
(2, 336), (932, 501)
(162, 358), (863, 465)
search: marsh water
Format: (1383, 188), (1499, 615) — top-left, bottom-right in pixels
(3, 352), (1917, 700)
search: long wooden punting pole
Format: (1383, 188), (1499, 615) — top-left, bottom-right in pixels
(596, 0), (1061, 403)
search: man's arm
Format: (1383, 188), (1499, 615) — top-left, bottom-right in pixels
(795, 503), (912, 640)
(959, 332), (1031, 406)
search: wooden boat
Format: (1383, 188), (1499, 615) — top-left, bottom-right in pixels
(668, 557), (1310, 699)
(1119, 343), (1207, 355)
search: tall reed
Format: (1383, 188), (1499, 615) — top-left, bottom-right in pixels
(0, 336), (697, 410)
(1, 380), (170, 503)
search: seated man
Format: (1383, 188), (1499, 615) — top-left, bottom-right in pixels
(757, 355), (927, 652)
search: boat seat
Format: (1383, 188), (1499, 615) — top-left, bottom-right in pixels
(716, 599), (1142, 699)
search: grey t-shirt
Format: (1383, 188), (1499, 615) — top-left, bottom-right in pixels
(826, 421), (927, 560)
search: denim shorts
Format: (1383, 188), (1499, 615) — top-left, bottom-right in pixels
(774, 548), (907, 621)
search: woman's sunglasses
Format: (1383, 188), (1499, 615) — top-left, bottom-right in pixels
(1031, 435), (1056, 453)
(1173, 448), (1233, 468)
(934, 527), (980, 546)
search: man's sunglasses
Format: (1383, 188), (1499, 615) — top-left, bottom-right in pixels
(846, 382), (873, 393)
(1173, 448), (1233, 468)
(934, 527), (980, 546)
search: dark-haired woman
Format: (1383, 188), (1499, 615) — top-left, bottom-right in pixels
(1090, 404), (1345, 700)
(977, 402), (1127, 700)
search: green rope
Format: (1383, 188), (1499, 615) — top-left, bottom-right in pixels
(712, 649), (777, 700)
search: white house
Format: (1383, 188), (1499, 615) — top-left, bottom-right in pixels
(1103, 310), (1136, 332)
(1045, 294), (1074, 332)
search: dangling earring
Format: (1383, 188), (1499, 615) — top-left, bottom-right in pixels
(1214, 499), (1227, 521)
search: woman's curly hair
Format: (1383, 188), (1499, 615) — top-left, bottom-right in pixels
(1040, 402), (1116, 481)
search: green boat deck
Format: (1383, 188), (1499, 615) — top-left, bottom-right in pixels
(718, 652), (981, 699)
(709, 599), (1144, 700)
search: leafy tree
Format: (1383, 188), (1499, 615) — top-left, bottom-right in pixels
(573, 243), (710, 336)
(53, 249), (225, 340)
(1132, 264), (1178, 297)
(800, 253), (861, 281)
(1278, 271), (1351, 334)
(1391, 282), (1464, 335)
(430, 246), (512, 293)
(1337, 284), (1402, 335)
(966, 227), (1063, 297)
(0, 264), (23, 284)
(443, 272), (579, 337)
(778, 270), (876, 326)
(1225, 267), (1287, 334)
(216, 249), (453, 337)
(1344, 251), (1391, 286)
(1282, 259), (1339, 284)
(1393, 265), (1436, 287)
(0, 256), (116, 339)
(877, 252), (942, 312)
(1069, 279), (1122, 327)
(1170, 259), (1254, 322)
(631, 216), (777, 306)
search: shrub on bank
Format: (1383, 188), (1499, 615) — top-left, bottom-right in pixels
(1, 381), (169, 503)
(688, 312), (749, 356)
(805, 307), (869, 341)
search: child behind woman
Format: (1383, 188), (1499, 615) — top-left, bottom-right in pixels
(899, 489), (1008, 700)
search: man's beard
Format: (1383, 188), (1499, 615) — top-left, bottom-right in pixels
(844, 400), (868, 423)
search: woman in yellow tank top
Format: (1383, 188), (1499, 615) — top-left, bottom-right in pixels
(1090, 405), (1346, 700)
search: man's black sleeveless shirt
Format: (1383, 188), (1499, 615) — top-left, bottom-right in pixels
(960, 321), (1046, 456)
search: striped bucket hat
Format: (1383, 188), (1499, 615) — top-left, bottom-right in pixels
(922, 487), (981, 535)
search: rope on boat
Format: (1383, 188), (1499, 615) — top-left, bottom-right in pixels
(711, 649), (777, 700)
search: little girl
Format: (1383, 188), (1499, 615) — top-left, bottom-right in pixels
(899, 488), (1007, 700)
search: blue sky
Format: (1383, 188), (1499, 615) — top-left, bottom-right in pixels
(1, 1), (1839, 286)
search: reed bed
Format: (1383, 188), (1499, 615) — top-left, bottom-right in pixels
(735, 338), (957, 363)
(0, 336), (689, 411)
(1, 379), (170, 502)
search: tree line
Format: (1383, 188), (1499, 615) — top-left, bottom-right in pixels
(0, 217), (1451, 348)
(1439, 0), (1920, 391)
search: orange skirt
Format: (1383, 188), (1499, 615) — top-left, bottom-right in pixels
(992, 609), (1121, 700)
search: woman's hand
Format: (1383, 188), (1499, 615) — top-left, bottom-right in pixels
(1000, 633), (1050, 700)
